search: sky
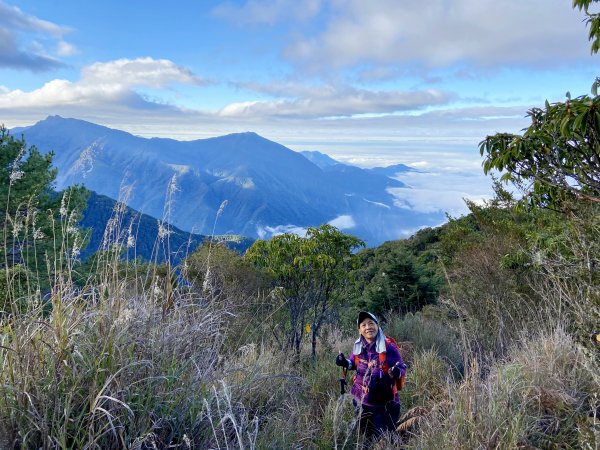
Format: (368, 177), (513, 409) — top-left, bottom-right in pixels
(1, 0), (599, 218)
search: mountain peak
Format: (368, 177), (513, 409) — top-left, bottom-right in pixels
(39, 115), (91, 126)
(300, 150), (343, 169)
(31, 115), (115, 134)
(218, 131), (269, 143)
(44, 114), (65, 121)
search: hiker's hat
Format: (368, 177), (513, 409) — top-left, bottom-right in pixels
(357, 311), (378, 326)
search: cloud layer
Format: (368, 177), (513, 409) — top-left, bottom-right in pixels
(0, 0), (74, 71)
(0, 58), (206, 111)
(283, 0), (592, 71)
(388, 168), (493, 217)
(219, 85), (451, 118)
(213, 0), (322, 26)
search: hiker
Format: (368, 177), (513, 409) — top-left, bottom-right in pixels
(335, 311), (406, 440)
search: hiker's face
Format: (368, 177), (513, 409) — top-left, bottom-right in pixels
(359, 318), (378, 343)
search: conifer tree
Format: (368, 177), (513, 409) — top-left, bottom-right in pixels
(0, 126), (87, 301)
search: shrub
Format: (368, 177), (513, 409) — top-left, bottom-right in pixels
(408, 328), (599, 449)
(385, 309), (463, 374)
(0, 281), (226, 449)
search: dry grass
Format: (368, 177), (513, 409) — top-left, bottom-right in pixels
(0, 278), (227, 448)
(402, 328), (599, 450)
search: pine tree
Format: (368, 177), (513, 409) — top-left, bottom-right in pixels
(0, 126), (88, 303)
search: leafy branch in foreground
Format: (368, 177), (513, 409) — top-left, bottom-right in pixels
(479, 1), (600, 209)
(479, 93), (600, 208)
(573, 0), (600, 54)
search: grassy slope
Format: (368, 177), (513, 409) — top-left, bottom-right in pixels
(0, 201), (598, 449)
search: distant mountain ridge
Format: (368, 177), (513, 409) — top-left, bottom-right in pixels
(13, 116), (445, 245)
(300, 150), (341, 169)
(80, 191), (253, 263)
(301, 150), (417, 176)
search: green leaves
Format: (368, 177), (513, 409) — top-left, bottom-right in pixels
(591, 77), (600, 96)
(0, 126), (89, 293)
(245, 224), (364, 354)
(246, 224), (364, 284)
(479, 94), (600, 208)
(572, 0), (600, 54)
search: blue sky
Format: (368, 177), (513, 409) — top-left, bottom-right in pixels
(1, 0), (599, 217)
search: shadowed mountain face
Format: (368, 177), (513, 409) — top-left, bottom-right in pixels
(13, 116), (445, 245)
(79, 191), (253, 263)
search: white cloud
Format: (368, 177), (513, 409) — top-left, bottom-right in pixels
(0, 1), (66, 36)
(56, 40), (78, 57)
(409, 161), (429, 169)
(284, 0), (594, 71)
(389, 186), (477, 214)
(328, 214), (356, 229)
(0, 1), (76, 71)
(256, 223), (308, 239)
(82, 58), (203, 88)
(0, 27), (63, 71)
(219, 86), (452, 118)
(0, 57), (206, 110)
(213, 0), (322, 26)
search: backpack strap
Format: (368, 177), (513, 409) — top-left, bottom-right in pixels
(380, 336), (406, 395)
(379, 337), (391, 372)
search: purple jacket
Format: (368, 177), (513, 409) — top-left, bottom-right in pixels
(349, 336), (405, 407)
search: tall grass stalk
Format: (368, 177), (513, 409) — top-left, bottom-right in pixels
(0, 172), (232, 448)
(406, 328), (598, 449)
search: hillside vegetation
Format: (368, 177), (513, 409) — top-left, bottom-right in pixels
(1, 3), (600, 445)
(0, 119), (598, 448)
(79, 190), (253, 263)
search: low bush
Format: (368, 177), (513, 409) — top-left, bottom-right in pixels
(408, 328), (599, 449)
(385, 309), (463, 374)
(0, 280), (225, 449)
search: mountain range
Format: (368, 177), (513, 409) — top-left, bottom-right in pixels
(12, 116), (445, 245)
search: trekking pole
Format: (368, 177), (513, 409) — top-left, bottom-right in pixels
(339, 367), (347, 396)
